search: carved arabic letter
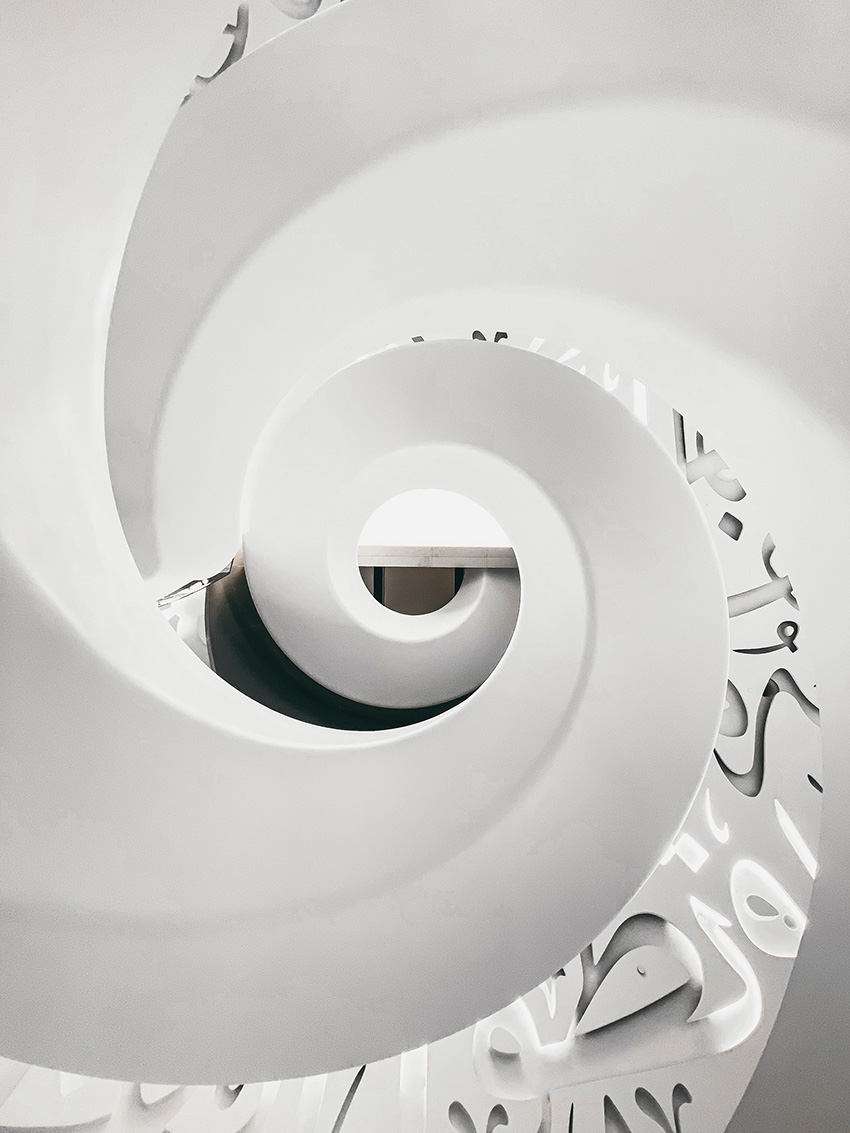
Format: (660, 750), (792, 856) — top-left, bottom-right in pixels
(184, 4), (249, 103)
(487, 1103), (509, 1133)
(683, 432), (746, 502)
(449, 1100), (478, 1133)
(634, 1084), (693, 1133)
(574, 916), (702, 1031)
(603, 1095), (633, 1132)
(688, 897), (762, 1051)
(472, 915), (704, 1098)
(473, 895), (763, 1100)
(730, 860), (806, 958)
(727, 536), (798, 617)
(718, 512), (743, 540)
(715, 669), (820, 797)
(734, 621), (799, 655)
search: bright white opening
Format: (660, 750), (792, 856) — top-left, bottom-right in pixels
(359, 489), (510, 549)
(358, 491), (515, 616)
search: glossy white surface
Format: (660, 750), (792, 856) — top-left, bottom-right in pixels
(3, 0), (850, 1126)
(0, 8), (730, 1074)
(359, 490), (511, 550)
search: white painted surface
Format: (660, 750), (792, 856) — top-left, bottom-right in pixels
(0, 0), (730, 1079)
(359, 490), (510, 550)
(2, 0), (850, 1126)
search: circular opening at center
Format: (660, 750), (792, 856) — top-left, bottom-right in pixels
(358, 489), (514, 615)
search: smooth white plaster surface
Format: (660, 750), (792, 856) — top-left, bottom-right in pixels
(3, 0), (850, 1126)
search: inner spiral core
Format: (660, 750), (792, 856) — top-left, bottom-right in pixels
(358, 489), (515, 615)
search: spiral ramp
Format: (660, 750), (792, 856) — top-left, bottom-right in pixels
(1, 1), (848, 1129)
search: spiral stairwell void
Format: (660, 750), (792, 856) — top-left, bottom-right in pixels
(1, 2), (849, 1131)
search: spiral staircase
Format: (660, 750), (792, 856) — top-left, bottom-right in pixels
(2, 1), (849, 1130)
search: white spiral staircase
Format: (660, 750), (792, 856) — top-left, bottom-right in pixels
(1, 1), (849, 1130)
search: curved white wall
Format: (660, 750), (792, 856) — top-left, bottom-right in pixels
(3, 0), (850, 1127)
